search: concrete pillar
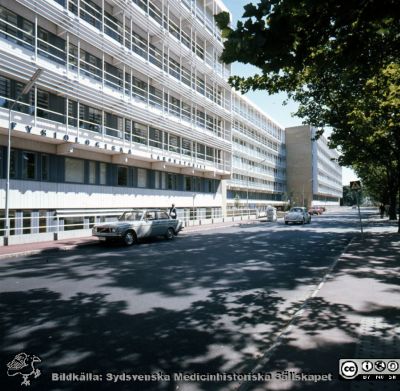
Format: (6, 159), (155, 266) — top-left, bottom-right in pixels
(84, 217), (90, 229)
(31, 211), (39, 234)
(15, 211), (23, 235)
(220, 179), (227, 217)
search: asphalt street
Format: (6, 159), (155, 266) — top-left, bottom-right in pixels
(0, 210), (362, 390)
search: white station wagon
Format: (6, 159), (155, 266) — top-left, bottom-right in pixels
(92, 209), (183, 245)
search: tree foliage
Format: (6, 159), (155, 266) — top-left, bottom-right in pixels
(215, 0), (400, 229)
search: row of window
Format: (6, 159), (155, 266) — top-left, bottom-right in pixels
(318, 169), (342, 188)
(0, 3), (227, 115)
(232, 156), (285, 179)
(317, 158), (342, 185)
(0, 5), (227, 135)
(313, 194), (340, 202)
(231, 173), (285, 192)
(52, 0), (225, 72)
(232, 140), (285, 166)
(233, 121), (283, 148)
(232, 99), (283, 139)
(0, 147), (220, 193)
(0, 75), (223, 164)
(227, 190), (283, 202)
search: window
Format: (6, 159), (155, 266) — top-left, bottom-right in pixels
(80, 50), (102, 81)
(149, 86), (162, 109)
(0, 75), (10, 108)
(154, 171), (160, 189)
(132, 76), (147, 101)
(41, 154), (49, 181)
(167, 173), (177, 190)
(99, 163), (106, 185)
(156, 211), (169, 220)
(117, 166), (128, 186)
(65, 158), (84, 183)
(169, 96), (181, 117)
(36, 88), (66, 123)
(197, 143), (205, 160)
(22, 152), (36, 179)
(68, 43), (78, 70)
(68, 100), (78, 126)
(169, 134), (180, 153)
(206, 146), (214, 162)
(161, 172), (166, 189)
(79, 104), (102, 132)
(182, 102), (191, 122)
(137, 168), (147, 188)
(37, 27), (65, 64)
(182, 138), (192, 156)
(185, 176), (192, 191)
(196, 110), (205, 128)
(89, 161), (96, 184)
(105, 113), (122, 138)
(169, 57), (180, 80)
(132, 122), (147, 145)
(149, 127), (163, 149)
(80, 0), (101, 29)
(104, 11), (123, 43)
(105, 62), (123, 90)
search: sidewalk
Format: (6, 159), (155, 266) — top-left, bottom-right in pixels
(248, 220), (400, 390)
(0, 219), (258, 259)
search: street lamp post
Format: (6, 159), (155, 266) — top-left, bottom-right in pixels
(246, 176), (249, 210)
(4, 69), (43, 244)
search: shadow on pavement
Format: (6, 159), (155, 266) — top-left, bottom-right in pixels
(0, 215), (398, 390)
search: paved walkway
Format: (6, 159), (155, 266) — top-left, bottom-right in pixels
(244, 216), (400, 391)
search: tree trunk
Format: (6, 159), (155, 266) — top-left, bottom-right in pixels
(388, 189), (397, 220)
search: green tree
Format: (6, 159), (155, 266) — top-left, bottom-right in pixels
(342, 186), (357, 206)
(215, 0), (400, 231)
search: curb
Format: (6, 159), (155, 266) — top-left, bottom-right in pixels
(235, 235), (356, 391)
(0, 240), (99, 260)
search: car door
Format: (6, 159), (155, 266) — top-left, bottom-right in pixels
(141, 211), (156, 237)
(156, 211), (171, 235)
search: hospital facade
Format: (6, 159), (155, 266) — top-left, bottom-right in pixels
(0, 0), (340, 243)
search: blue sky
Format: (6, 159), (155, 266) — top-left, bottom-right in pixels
(222, 0), (358, 185)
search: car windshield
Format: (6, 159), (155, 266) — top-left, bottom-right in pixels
(290, 208), (303, 213)
(118, 211), (143, 221)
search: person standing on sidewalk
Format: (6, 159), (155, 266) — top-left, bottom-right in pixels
(169, 204), (177, 219)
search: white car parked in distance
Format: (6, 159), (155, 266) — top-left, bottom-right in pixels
(284, 207), (311, 225)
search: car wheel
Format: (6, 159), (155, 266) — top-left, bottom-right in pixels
(285, 221), (289, 225)
(165, 227), (175, 240)
(123, 230), (136, 246)
(301, 218), (305, 225)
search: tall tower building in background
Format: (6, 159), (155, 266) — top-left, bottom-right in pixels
(285, 125), (342, 208)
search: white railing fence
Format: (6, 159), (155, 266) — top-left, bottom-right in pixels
(0, 208), (259, 243)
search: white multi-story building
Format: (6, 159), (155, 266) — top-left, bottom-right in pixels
(0, 0), (240, 241)
(228, 93), (286, 210)
(285, 125), (342, 207)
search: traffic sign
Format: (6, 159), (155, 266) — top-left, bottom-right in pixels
(350, 181), (361, 191)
